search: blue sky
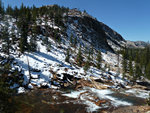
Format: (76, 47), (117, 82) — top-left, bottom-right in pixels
(3, 0), (150, 42)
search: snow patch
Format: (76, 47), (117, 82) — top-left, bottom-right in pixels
(18, 87), (25, 93)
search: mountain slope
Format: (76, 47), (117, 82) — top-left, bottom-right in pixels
(66, 8), (126, 52)
(0, 5), (150, 113)
(126, 40), (150, 48)
(0, 6), (127, 91)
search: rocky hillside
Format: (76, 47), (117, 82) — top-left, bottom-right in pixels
(66, 8), (126, 52)
(126, 40), (150, 48)
(0, 4), (150, 113)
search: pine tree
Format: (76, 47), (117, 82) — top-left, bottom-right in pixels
(84, 51), (91, 71)
(0, 0), (4, 16)
(129, 57), (133, 76)
(65, 48), (70, 63)
(122, 48), (127, 76)
(1, 26), (10, 56)
(29, 25), (37, 52)
(70, 34), (73, 45)
(26, 7), (31, 23)
(6, 5), (13, 16)
(145, 62), (150, 79)
(145, 45), (150, 65)
(135, 63), (142, 79)
(118, 44), (150, 80)
(57, 36), (61, 45)
(76, 46), (83, 67)
(43, 36), (51, 51)
(96, 51), (102, 69)
(0, 76), (14, 112)
(122, 58), (127, 76)
(74, 36), (77, 47)
(13, 6), (19, 20)
(47, 42), (51, 52)
(31, 5), (38, 22)
(18, 20), (28, 53)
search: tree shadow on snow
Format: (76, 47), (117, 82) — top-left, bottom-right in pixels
(37, 52), (72, 68)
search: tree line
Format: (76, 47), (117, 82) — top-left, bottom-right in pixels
(121, 45), (150, 80)
(0, 1), (69, 53)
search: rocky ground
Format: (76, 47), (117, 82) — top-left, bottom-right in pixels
(13, 85), (150, 113)
(108, 106), (150, 113)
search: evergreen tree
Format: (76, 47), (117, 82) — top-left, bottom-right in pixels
(145, 45), (150, 65)
(70, 34), (73, 45)
(129, 56), (133, 76)
(76, 46), (83, 67)
(74, 36), (77, 47)
(0, 76), (14, 112)
(135, 50), (140, 64)
(119, 45), (150, 80)
(96, 51), (102, 69)
(1, 26), (11, 56)
(47, 42), (51, 52)
(122, 48), (128, 75)
(19, 3), (25, 17)
(18, 20), (28, 53)
(43, 36), (51, 51)
(13, 6), (19, 20)
(84, 51), (91, 71)
(135, 63), (142, 79)
(65, 48), (70, 63)
(31, 5), (38, 22)
(19, 37), (27, 53)
(57, 36), (61, 45)
(29, 25), (37, 52)
(10, 25), (17, 45)
(0, 0), (4, 16)
(0, 62), (22, 112)
(17, 13), (29, 53)
(6, 5), (13, 16)
(90, 47), (94, 61)
(145, 62), (150, 79)
(26, 7), (31, 23)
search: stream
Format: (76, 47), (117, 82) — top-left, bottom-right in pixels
(13, 88), (148, 113)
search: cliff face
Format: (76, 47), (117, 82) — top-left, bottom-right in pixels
(66, 16), (113, 52)
(65, 9), (126, 52)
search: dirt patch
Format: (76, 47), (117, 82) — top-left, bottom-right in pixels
(107, 106), (150, 113)
(14, 89), (87, 113)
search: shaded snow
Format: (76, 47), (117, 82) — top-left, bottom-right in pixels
(125, 88), (150, 99)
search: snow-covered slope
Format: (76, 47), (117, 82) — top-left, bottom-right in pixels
(1, 6), (150, 113)
(0, 13), (125, 91)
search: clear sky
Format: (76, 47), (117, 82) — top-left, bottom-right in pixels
(3, 0), (150, 42)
